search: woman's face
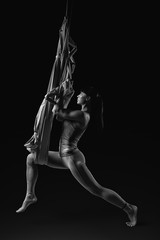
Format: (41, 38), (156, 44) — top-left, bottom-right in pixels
(77, 92), (88, 105)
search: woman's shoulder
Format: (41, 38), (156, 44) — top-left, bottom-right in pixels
(81, 111), (90, 127)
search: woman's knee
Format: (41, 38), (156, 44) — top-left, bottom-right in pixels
(89, 184), (104, 197)
(73, 150), (86, 165)
(27, 153), (36, 165)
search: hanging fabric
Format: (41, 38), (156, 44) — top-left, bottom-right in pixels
(24, 6), (77, 165)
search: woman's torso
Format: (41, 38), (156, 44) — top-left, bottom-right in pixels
(59, 112), (90, 156)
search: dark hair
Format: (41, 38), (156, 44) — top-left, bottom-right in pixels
(80, 86), (97, 98)
(81, 86), (104, 130)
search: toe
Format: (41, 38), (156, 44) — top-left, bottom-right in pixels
(126, 222), (132, 227)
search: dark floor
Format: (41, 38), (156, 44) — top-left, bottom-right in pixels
(1, 209), (159, 240)
(1, 138), (159, 240)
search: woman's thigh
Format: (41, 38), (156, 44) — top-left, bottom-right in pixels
(46, 151), (68, 169)
(63, 150), (102, 195)
(62, 149), (86, 167)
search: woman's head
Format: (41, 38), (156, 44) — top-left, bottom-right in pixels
(77, 86), (104, 128)
(77, 91), (90, 105)
(77, 86), (98, 105)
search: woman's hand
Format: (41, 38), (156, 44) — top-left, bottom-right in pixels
(61, 79), (74, 96)
(62, 80), (75, 100)
(45, 87), (61, 103)
(52, 103), (59, 114)
(45, 87), (60, 98)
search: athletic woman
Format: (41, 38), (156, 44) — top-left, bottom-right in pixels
(16, 86), (137, 227)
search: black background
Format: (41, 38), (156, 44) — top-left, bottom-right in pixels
(1, 1), (157, 239)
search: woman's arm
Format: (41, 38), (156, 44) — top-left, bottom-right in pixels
(56, 109), (84, 122)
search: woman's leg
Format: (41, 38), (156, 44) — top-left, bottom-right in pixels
(16, 152), (38, 213)
(16, 150), (68, 213)
(65, 150), (138, 227)
(46, 151), (68, 169)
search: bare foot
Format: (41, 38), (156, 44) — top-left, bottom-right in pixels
(125, 204), (138, 227)
(16, 194), (37, 213)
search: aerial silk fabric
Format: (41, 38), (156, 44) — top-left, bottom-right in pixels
(24, 14), (77, 165)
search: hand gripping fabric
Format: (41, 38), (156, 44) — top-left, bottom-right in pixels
(24, 12), (77, 165)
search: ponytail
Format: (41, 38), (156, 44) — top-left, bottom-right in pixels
(80, 85), (104, 131)
(96, 93), (104, 130)
(89, 92), (104, 134)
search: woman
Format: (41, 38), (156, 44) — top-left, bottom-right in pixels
(16, 86), (138, 227)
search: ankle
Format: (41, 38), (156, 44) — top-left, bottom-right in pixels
(26, 193), (35, 198)
(122, 203), (132, 213)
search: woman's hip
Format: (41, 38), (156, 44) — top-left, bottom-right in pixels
(61, 148), (86, 167)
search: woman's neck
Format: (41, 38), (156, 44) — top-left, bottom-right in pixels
(81, 106), (87, 112)
(81, 102), (90, 113)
